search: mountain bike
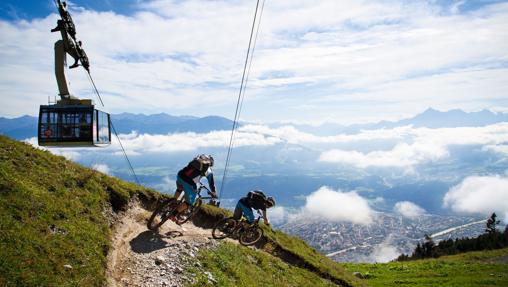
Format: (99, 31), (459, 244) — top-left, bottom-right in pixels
(147, 183), (217, 230)
(212, 210), (265, 246)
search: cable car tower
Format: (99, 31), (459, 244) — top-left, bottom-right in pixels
(38, 0), (111, 147)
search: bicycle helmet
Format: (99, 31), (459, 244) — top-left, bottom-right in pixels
(266, 196), (275, 208)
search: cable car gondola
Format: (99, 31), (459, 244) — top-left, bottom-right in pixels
(38, 0), (111, 147)
(38, 100), (110, 147)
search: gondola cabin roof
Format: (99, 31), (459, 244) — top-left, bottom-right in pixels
(38, 101), (111, 147)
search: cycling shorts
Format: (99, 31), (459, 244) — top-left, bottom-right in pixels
(176, 176), (197, 205)
(235, 201), (255, 223)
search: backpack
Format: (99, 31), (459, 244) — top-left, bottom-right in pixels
(189, 154), (213, 175)
(247, 190), (267, 210)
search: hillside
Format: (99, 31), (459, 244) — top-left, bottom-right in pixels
(0, 135), (161, 286)
(343, 247), (508, 286)
(0, 135), (361, 287)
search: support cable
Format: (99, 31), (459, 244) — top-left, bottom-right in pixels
(219, 0), (266, 200)
(110, 120), (140, 185)
(85, 71), (140, 185)
(233, 0), (265, 147)
(86, 72), (105, 106)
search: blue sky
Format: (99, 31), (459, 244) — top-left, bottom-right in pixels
(2, 1), (505, 20)
(0, 0), (143, 20)
(4, 1), (508, 225)
(0, 0), (507, 124)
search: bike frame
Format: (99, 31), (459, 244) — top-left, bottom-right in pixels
(234, 210), (263, 233)
(175, 182), (214, 206)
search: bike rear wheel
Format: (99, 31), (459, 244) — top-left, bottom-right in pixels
(239, 225), (263, 246)
(175, 198), (203, 225)
(212, 217), (237, 239)
(147, 198), (177, 230)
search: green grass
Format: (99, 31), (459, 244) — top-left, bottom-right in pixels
(0, 135), (159, 286)
(195, 199), (362, 286)
(189, 242), (338, 287)
(199, 203), (233, 218)
(262, 227), (362, 286)
(343, 248), (508, 287)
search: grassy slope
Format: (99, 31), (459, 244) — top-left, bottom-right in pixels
(343, 247), (508, 287)
(0, 136), (160, 286)
(0, 136), (361, 287)
(263, 228), (361, 286)
(191, 242), (338, 287)
(195, 206), (362, 287)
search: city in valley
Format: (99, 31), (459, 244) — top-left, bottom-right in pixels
(278, 213), (486, 262)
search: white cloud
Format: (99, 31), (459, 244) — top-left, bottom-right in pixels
(394, 201), (426, 219)
(151, 176), (177, 194)
(443, 175), (508, 222)
(482, 144), (508, 156)
(23, 137), (82, 161)
(319, 123), (508, 168)
(368, 238), (401, 263)
(23, 137), (39, 147)
(319, 142), (447, 168)
(304, 186), (374, 225)
(240, 124), (410, 144)
(40, 122), (503, 165)
(92, 163), (110, 175)
(1, 1), (507, 122)
(268, 206), (287, 226)
(55, 150), (82, 161)
(22, 121), (508, 173)
(116, 129), (281, 154)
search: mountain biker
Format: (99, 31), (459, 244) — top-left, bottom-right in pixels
(172, 154), (217, 219)
(234, 190), (275, 227)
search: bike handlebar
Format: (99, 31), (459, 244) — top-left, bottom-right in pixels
(197, 183), (217, 198)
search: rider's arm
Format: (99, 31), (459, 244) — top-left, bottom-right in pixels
(205, 168), (217, 197)
(262, 209), (270, 226)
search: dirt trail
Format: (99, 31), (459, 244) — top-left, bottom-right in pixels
(106, 203), (220, 287)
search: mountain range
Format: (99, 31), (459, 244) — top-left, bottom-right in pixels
(0, 112), (235, 140)
(1, 108), (507, 140)
(291, 108), (508, 135)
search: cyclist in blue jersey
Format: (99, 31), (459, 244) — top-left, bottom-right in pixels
(234, 190), (275, 227)
(173, 154), (217, 217)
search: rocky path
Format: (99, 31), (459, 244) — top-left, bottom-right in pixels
(106, 203), (220, 287)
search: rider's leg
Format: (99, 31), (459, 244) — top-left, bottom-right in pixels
(233, 202), (243, 221)
(174, 182), (184, 200)
(175, 176), (197, 214)
(237, 201), (255, 227)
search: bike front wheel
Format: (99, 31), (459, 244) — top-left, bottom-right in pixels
(147, 198), (177, 230)
(212, 217), (237, 239)
(239, 225), (263, 246)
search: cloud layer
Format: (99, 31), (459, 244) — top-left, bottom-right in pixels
(319, 123), (508, 168)
(394, 201), (426, 219)
(92, 163), (110, 175)
(443, 175), (508, 222)
(118, 123), (508, 171)
(304, 187), (374, 225)
(25, 121), (508, 175)
(368, 238), (401, 263)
